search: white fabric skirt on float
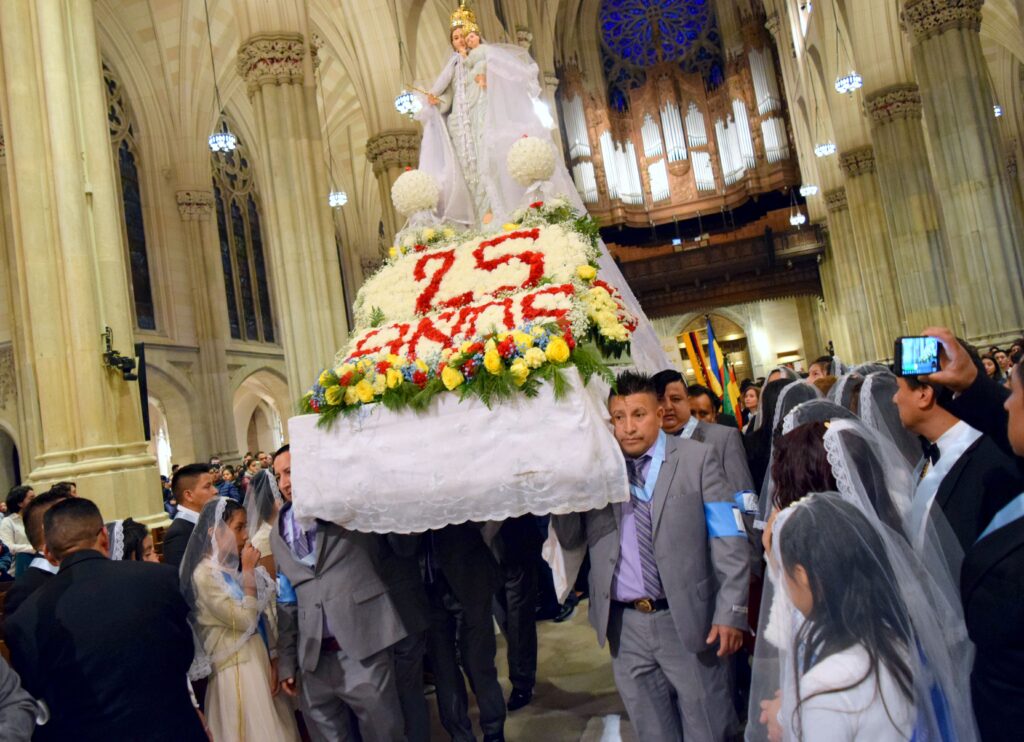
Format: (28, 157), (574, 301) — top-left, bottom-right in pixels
(289, 369), (629, 534)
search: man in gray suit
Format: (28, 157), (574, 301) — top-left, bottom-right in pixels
(554, 371), (749, 741)
(272, 446), (407, 741)
(653, 370), (754, 498)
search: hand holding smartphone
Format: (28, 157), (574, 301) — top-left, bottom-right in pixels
(893, 336), (942, 377)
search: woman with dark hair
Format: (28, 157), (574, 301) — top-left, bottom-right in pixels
(742, 384), (761, 430)
(180, 497), (298, 741)
(107, 518), (158, 562)
(982, 354), (1003, 382)
(245, 470), (280, 574)
(744, 378), (796, 494)
(0, 486), (36, 558)
(775, 495), (915, 740)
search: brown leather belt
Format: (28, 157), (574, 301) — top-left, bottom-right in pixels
(614, 598), (669, 614)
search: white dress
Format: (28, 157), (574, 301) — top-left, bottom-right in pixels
(796, 644), (915, 741)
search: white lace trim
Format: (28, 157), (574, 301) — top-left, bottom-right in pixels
(110, 520), (125, 561)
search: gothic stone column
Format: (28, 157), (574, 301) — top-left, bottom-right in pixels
(238, 32), (349, 399)
(863, 83), (958, 333)
(825, 187), (872, 362)
(175, 190), (238, 460)
(0, 0), (160, 517)
(366, 129), (420, 249)
(903, 0), (1024, 341)
(839, 146), (905, 358)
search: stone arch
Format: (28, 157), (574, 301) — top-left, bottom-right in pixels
(0, 418), (21, 495)
(231, 367), (291, 457)
(144, 363), (199, 466)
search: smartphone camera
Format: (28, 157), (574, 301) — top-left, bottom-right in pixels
(893, 336), (941, 377)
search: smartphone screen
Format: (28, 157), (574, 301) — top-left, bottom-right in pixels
(896, 336), (941, 376)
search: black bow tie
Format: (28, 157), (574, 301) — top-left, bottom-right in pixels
(922, 441), (941, 465)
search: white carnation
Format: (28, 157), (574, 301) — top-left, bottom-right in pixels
(507, 136), (556, 187)
(391, 169), (440, 217)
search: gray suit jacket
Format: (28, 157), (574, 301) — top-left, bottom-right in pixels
(690, 420), (754, 497)
(553, 436), (749, 653)
(272, 513), (408, 678)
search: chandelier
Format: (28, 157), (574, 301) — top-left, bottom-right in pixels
(799, 184), (819, 197)
(789, 188), (806, 227)
(208, 128), (237, 153)
(314, 53), (347, 208)
(814, 141), (836, 158)
(328, 190), (348, 208)
(994, 104), (1003, 118)
(395, 90), (422, 117)
(203, 0), (236, 154)
(834, 71), (863, 95)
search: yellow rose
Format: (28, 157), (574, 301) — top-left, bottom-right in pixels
(460, 340), (475, 354)
(503, 222), (518, 232)
(386, 354), (403, 367)
(386, 367), (403, 389)
(484, 338), (498, 354)
(441, 365), (465, 390)
(545, 336), (571, 364)
(333, 362), (355, 378)
(344, 386), (359, 405)
(416, 358), (430, 372)
(512, 330), (533, 348)
(372, 373), (387, 395)
(318, 370), (336, 387)
(324, 385), (344, 406)
(576, 265), (597, 281)
(524, 346), (546, 369)
(484, 349), (503, 375)
(510, 358), (530, 386)
(531, 326), (546, 338)
(354, 379), (376, 403)
(388, 247), (398, 258)
(422, 227), (437, 241)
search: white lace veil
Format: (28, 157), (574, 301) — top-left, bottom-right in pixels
(859, 371), (923, 468)
(245, 470), (279, 543)
(780, 399), (857, 435)
(766, 494), (977, 742)
(826, 372), (863, 411)
(756, 383), (822, 524)
(107, 520), (125, 561)
(180, 497), (275, 681)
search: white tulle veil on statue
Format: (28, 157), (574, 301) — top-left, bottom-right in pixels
(179, 497), (276, 681)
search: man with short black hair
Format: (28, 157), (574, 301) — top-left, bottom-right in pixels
(894, 375), (1021, 563)
(4, 491), (68, 617)
(652, 370), (753, 498)
(5, 498), (206, 741)
(554, 370), (748, 741)
(161, 463), (219, 569)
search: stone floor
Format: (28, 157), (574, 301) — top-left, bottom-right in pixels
(426, 606), (638, 741)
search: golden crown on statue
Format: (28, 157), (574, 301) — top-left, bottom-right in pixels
(450, 1), (476, 30)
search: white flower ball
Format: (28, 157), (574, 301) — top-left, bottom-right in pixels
(507, 136), (556, 187)
(391, 169), (440, 216)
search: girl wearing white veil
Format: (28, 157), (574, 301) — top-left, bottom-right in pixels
(180, 497), (298, 742)
(859, 371), (924, 469)
(827, 372), (863, 412)
(106, 518), (158, 562)
(755, 382), (821, 526)
(769, 493), (977, 741)
(246, 470), (281, 574)
(747, 419), (973, 741)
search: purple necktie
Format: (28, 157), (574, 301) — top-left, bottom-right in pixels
(627, 455), (662, 598)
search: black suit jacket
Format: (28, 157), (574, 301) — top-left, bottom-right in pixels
(934, 436), (1022, 553)
(160, 516), (195, 570)
(4, 551), (206, 742)
(428, 523), (501, 622)
(961, 515), (1024, 741)
(944, 374), (1020, 465)
(4, 564), (53, 618)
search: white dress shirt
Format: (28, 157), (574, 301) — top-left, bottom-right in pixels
(909, 420), (982, 549)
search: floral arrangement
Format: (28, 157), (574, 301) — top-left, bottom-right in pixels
(303, 199), (635, 424)
(391, 168), (440, 216)
(506, 136), (556, 187)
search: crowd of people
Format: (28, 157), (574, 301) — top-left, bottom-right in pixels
(0, 327), (1021, 741)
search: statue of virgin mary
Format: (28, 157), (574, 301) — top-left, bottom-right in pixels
(414, 2), (669, 372)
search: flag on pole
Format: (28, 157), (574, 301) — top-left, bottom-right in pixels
(705, 317), (743, 430)
(683, 331), (718, 394)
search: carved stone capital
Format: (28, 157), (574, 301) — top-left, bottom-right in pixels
(764, 12), (781, 40)
(366, 130), (421, 176)
(0, 345), (15, 409)
(825, 187), (849, 213)
(237, 33), (305, 96)
(902, 0), (983, 43)
(176, 190), (215, 221)
(515, 27), (534, 50)
(864, 83), (923, 126)
(839, 146), (876, 178)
